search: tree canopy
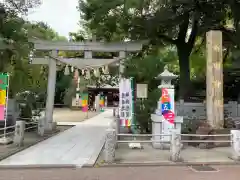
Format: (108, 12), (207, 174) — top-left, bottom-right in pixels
(0, 1), (67, 97)
(78, 0), (240, 99)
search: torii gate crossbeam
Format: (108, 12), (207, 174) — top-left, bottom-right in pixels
(31, 40), (144, 133)
(32, 57), (121, 69)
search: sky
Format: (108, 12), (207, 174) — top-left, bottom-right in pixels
(27, 0), (80, 38)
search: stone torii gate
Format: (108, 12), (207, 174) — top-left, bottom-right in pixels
(30, 40), (143, 132)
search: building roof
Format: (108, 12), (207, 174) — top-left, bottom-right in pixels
(87, 84), (119, 89)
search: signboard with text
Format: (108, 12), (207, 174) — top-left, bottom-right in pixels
(119, 78), (134, 127)
(136, 84), (148, 98)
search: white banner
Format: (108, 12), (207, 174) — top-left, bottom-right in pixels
(119, 78), (133, 126)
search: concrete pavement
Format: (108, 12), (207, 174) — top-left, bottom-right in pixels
(0, 109), (113, 167)
(53, 108), (100, 125)
(0, 166), (240, 180)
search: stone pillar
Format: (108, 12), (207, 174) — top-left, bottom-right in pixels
(38, 117), (45, 136)
(105, 96), (108, 107)
(84, 50), (92, 59)
(104, 128), (116, 163)
(13, 121), (25, 146)
(115, 107), (120, 148)
(113, 108), (116, 117)
(206, 30), (224, 129)
(170, 129), (182, 162)
(230, 130), (240, 160)
(45, 51), (57, 131)
(95, 94), (100, 112)
(151, 114), (163, 149)
(119, 51), (126, 74)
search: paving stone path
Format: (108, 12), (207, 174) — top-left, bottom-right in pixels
(0, 109), (113, 167)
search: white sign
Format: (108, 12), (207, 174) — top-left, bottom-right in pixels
(119, 79), (133, 125)
(136, 84), (148, 98)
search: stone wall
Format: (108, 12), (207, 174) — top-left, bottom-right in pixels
(176, 100), (239, 119)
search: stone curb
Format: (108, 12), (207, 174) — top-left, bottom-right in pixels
(0, 164), (77, 169)
(1, 162), (239, 169)
(95, 161), (240, 168)
(86, 135), (106, 167)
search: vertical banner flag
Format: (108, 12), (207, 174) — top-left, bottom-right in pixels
(81, 93), (88, 112)
(0, 89), (6, 105)
(0, 105), (4, 120)
(0, 74), (8, 121)
(158, 88), (175, 142)
(75, 71), (80, 107)
(119, 78), (134, 127)
(161, 88), (175, 125)
(99, 95), (104, 112)
(0, 74), (7, 90)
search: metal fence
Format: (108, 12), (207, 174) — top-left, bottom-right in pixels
(180, 134), (232, 143)
(25, 121), (38, 131)
(106, 108), (240, 164)
(0, 125), (15, 138)
(0, 115), (44, 145)
(117, 133), (171, 143)
(103, 127), (237, 163)
(116, 133), (232, 143)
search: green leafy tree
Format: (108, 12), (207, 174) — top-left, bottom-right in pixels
(122, 51), (167, 132)
(0, 14), (67, 96)
(55, 68), (73, 105)
(78, 0), (227, 99)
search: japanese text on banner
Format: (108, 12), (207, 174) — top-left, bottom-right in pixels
(119, 78), (133, 126)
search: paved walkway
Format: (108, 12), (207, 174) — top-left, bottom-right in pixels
(0, 109), (113, 167)
(53, 108), (100, 125)
(1, 166), (240, 180)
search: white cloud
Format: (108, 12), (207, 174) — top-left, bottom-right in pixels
(27, 0), (80, 38)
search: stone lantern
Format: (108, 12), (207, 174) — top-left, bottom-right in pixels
(151, 66), (183, 149)
(155, 66), (177, 115)
(157, 65), (177, 88)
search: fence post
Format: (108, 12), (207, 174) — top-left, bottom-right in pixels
(104, 128), (116, 163)
(13, 120), (25, 146)
(230, 130), (240, 160)
(113, 108), (116, 117)
(115, 108), (120, 149)
(38, 117), (45, 136)
(170, 130), (182, 162)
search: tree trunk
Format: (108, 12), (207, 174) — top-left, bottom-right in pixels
(177, 46), (191, 100)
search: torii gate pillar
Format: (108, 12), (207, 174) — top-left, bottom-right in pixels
(119, 51), (126, 73)
(45, 51), (57, 131)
